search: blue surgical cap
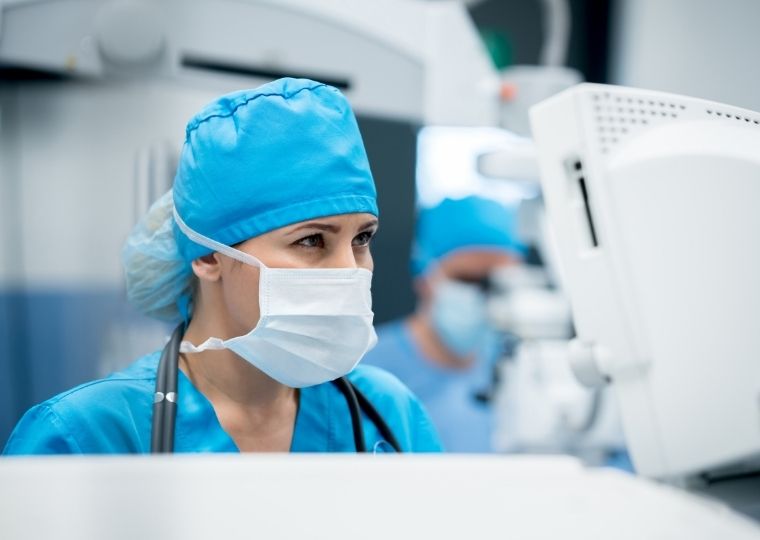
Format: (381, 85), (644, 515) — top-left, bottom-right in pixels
(412, 195), (526, 276)
(123, 78), (377, 322)
(173, 78), (378, 262)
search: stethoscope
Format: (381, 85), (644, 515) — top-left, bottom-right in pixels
(151, 324), (402, 453)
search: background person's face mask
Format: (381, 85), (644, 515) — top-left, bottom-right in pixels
(430, 278), (489, 358)
(174, 210), (378, 388)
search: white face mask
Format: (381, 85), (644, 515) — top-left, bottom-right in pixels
(430, 278), (488, 357)
(174, 210), (378, 388)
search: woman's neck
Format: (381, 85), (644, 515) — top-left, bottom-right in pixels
(179, 310), (298, 451)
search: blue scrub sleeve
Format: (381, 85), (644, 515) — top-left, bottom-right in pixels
(347, 364), (444, 452)
(3, 405), (82, 455)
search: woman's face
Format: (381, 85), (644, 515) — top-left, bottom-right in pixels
(196, 212), (378, 336)
(236, 212), (378, 271)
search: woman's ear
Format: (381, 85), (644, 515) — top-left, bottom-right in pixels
(191, 253), (222, 283)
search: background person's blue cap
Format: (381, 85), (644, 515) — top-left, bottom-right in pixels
(411, 195), (527, 276)
(173, 77), (378, 261)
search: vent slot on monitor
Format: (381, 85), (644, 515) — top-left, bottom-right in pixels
(577, 175), (599, 248)
(591, 91), (685, 154)
(564, 157), (599, 250)
(705, 109), (760, 125)
(588, 91), (760, 155)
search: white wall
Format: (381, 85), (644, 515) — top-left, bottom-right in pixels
(0, 81), (219, 288)
(612, 0), (760, 112)
(0, 89), (24, 287)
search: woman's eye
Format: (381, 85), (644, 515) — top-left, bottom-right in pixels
(295, 233), (324, 248)
(353, 231), (374, 247)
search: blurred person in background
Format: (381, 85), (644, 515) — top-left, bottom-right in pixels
(363, 196), (525, 452)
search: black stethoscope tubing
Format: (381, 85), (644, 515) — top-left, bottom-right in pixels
(151, 323), (402, 453)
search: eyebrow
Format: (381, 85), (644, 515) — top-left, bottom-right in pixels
(358, 219), (379, 231)
(286, 222), (340, 235)
(285, 218), (379, 236)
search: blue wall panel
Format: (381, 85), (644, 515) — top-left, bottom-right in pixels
(0, 289), (168, 447)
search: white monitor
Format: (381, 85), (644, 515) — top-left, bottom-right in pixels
(530, 83), (760, 480)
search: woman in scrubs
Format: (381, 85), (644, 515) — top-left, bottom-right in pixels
(3, 78), (442, 454)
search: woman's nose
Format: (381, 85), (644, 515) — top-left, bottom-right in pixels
(325, 243), (359, 269)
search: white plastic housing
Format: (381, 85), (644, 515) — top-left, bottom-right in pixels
(530, 83), (760, 479)
(0, 0), (498, 126)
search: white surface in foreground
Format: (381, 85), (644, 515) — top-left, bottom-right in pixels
(0, 454), (758, 540)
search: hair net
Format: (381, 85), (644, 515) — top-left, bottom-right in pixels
(122, 190), (194, 322)
(411, 195), (527, 276)
(123, 78), (377, 322)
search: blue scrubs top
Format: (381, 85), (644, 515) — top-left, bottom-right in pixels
(3, 352), (442, 454)
(362, 320), (494, 453)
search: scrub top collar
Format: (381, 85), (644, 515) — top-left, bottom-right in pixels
(173, 366), (340, 453)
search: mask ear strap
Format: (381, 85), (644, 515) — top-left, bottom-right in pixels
(173, 208), (265, 268)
